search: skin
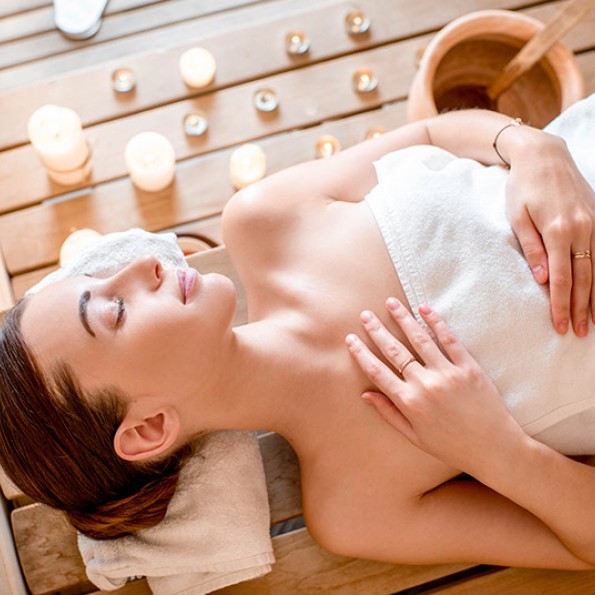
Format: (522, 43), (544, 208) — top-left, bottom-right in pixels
(20, 110), (595, 569)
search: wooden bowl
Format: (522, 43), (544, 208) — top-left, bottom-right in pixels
(408, 10), (586, 128)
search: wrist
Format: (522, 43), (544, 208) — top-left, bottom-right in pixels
(469, 424), (535, 486)
(498, 124), (567, 167)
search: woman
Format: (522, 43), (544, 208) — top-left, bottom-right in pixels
(2, 101), (595, 570)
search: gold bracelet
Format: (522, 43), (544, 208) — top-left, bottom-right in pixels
(492, 117), (523, 169)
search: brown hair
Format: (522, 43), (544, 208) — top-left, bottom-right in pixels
(0, 298), (197, 540)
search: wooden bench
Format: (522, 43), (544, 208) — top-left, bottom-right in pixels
(2, 0), (595, 593)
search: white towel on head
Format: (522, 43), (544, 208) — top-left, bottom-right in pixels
(27, 228), (188, 294)
(28, 228), (274, 593)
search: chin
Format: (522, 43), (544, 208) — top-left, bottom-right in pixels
(203, 273), (238, 314)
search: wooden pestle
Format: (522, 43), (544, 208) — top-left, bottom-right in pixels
(487, 0), (595, 100)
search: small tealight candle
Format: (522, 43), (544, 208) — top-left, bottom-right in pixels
(315, 134), (341, 158)
(365, 126), (386, 140)
(125, 132), (176, 192)
(27, 104), (89, 171)
(59, 229), (102, 265)
(179, 48), (217, 88)
(229, 144), (267, 189)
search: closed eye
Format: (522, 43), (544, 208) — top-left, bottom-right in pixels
(115, 298), (126, 328)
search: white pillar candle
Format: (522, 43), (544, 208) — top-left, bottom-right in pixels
(59, 229), (102, 265)
(229, 144), (267, 189)
(179, 48), (216, 88)
(27, 104), (89, 171)
(124, 132), (176, 192)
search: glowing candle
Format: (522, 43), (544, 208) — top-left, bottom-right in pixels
(59, 229), (102, 265)
(229, 144), (267, 189)
(315, 135), (341, 158)
(124, 132), (176, 192)
(27, 104), (89, 171)
(179, 48), (216, 88)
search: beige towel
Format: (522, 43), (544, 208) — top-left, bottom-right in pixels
(29, 229), (274, 594)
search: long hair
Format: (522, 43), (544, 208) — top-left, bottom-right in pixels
(0, 298), (197, 539)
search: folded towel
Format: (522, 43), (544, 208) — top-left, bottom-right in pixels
(29, 228), (274, 593)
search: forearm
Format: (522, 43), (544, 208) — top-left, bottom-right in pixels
(424, 108), (566, 167)
(471, 431), (595, 565)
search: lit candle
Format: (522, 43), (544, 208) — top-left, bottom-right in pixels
(229, 144), (267, 189)
(27, 104), (89, 171)
(124, 132), (176, 192)
(179, 48), (217, 88)
(315, 135), (341, 158)
(59, 229), (102, 265)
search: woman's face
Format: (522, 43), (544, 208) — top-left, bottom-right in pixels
(20, 255), (237, 403)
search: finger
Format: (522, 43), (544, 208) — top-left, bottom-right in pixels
(345, 333), (405, 399)
(511, 208), (549, 284)
(417, 304), (475, 367)
(362, 391), (418, 445)
(382, 298), (446, 368)
(571, 247), (592, 337)
(359, 309), (425, 375)
(545, 240), (572, 335)
(592, 240), (595, 325)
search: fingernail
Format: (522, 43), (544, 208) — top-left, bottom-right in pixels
(419, 303), (431, 315)
(361, 310), (373, 323)
(532, 265), (546, 283)
(345, 333), (358, 347)
(578, 323), (589, 337)
(386, 297), (400, 311)
(558, 320), (569, 335)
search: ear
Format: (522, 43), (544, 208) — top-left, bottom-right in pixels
(114, 407), (181, 462)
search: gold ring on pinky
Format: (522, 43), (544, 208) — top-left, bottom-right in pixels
(397, 356), (417, 376)
(572, 250), (592, 259)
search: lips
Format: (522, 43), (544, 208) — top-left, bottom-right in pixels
(177, 268), (199, 304)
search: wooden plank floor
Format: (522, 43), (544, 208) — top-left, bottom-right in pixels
(1, 0), (595, 593)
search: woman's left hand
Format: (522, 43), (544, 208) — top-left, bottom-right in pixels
(505, 131), (595, 337)
(346, 298), (525, 474)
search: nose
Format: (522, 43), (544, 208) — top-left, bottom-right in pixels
(105, 255), (163, 291)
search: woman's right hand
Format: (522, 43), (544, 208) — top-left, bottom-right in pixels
(345, 298), (525, 474)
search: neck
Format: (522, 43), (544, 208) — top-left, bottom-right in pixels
(179, 320), (304, 439)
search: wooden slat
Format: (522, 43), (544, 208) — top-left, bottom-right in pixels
(0, 0), (264, 72)
(0, 252), (14, 310)
(0, 0), (300, 92)
(0, 0), (174, 44)
(215, 527), (471, 594)
(0, 0), (537, 145)
(258, 433), (302, 524)
(0, 0), (50, 19)
(0, 101), (409, 278)
(12, 503), (90, 595)
(11, 431), (300, 595)
(94, 581), (152, 595)
(0, 469), (21, 502)
(436, 566), (595, 594)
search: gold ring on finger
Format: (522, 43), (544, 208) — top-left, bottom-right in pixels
(397, 356), (416, 376)
(572, 250), (591, 260)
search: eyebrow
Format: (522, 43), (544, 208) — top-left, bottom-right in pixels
(79, 291), (96, 338)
